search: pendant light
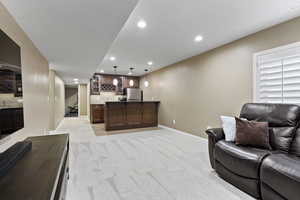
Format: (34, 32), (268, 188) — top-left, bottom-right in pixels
(113, 66), (118, 86)
(144, 69), (149, 87)
(128, 67), (134, 87)
(128, 67), (134, 75)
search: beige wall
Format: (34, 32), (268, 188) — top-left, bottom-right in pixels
(78, 84), (87, 116)
(87, 83), (90, 120)
(49, 70), (65, 130)
(54, 72), (65, 128)
(141, 16), (300, 138)
(0, 2), (50, 151)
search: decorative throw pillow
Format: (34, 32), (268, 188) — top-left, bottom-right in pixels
(220, 116), (236, 142)
(235, 117), (272, 150)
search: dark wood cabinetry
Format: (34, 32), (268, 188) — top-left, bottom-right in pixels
(90, 74), (140, 95)
(0, 70), (22, 96)
(0, 70), (15, 94)
(90, 104), (104, 123)
(15, 72), (22, 97)
(142, 103), (157, 125)
(100, 75), (113, 85)
(91, 75), (100, 95)
(105, 102), (159, 131)
(0, 108), (24, 135)
(127, 103), (142, 125)
(123, 76), (139, 88)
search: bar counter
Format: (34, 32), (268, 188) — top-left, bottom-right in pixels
(104, 101), (160, 131)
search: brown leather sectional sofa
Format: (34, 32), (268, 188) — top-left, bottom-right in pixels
(206, 103), (300, 200)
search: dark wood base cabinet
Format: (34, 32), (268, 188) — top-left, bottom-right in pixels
(90, 104), (104, 123)
(104, 101), (159, 131)
(0, 108), (24, 134)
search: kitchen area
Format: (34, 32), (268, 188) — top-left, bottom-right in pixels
(89, 72), (159, 131)
(0, 29), (24, 139)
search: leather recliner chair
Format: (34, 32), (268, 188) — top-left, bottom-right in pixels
(206, 103), (300, 200)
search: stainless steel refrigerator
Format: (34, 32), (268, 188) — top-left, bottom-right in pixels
(126, 88), (141, 101)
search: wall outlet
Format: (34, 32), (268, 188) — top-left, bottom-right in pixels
(172, 120), (176, 125)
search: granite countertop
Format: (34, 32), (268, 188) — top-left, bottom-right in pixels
(0, 106), (23, 110)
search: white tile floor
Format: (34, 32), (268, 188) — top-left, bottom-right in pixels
(55, 116), (254, 200)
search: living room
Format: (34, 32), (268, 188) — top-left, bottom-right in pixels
(1, 0), (300, 200)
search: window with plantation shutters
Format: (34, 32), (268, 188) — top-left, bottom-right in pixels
(254, 42), (300, 104)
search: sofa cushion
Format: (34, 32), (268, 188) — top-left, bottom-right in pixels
(261, 154), (300, 200)
(214, 140), (270, 179)
(240, 103), (300, 152)
(290, 128), (300, 156)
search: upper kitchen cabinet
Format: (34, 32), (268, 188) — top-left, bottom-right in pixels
(90, 74), (140, 95)
(0, 29), (21, 67)
(123, 76), (140, 88)
(100, 75), (113, 85)
(0, 69), (15, 93)
(90, 75), (100, 95)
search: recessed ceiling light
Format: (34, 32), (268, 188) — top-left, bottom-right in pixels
(194, 35), (203, 42)
(73, 78), (79, 81)
(100, 69), (104, 73)
(137, 20), (147, 29)
(147, 61), (153, 66)
(128, 72), (132, 75)
(109, 56), (116, 61)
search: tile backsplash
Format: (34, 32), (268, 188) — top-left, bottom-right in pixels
(90, 92), (124, 104)
(0, 93), (23, 107)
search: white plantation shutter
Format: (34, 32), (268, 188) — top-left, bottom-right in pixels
(255, 43), (300, 104)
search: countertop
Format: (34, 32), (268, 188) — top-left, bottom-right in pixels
(0, 106), (23, 110)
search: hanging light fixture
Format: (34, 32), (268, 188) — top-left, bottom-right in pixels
(128, 67), (134, 75)
(129, 79), (134, 87)
(128, 67), (134, 87)
(144, 69), (150, 87)
(113, 66), (118, 86)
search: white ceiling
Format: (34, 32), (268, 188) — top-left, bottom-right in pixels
(2, 0), (300, 83)
(98, 0), (300, 76)
(1, 0), (139, 84)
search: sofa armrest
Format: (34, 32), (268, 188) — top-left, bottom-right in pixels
(206, 128), (225, 141)
(205, 128), (225, 169)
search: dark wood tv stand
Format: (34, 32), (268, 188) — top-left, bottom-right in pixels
(0, 134), (69, 200)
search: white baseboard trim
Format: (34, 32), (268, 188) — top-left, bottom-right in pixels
(158, 124), (207, 141)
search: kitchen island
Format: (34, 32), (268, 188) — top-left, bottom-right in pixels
(104, 101), (160, 131)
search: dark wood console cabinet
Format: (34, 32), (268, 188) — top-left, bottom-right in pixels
(0, 134), (69, 200)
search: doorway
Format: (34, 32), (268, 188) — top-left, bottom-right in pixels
(65, 85), (78, 117)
